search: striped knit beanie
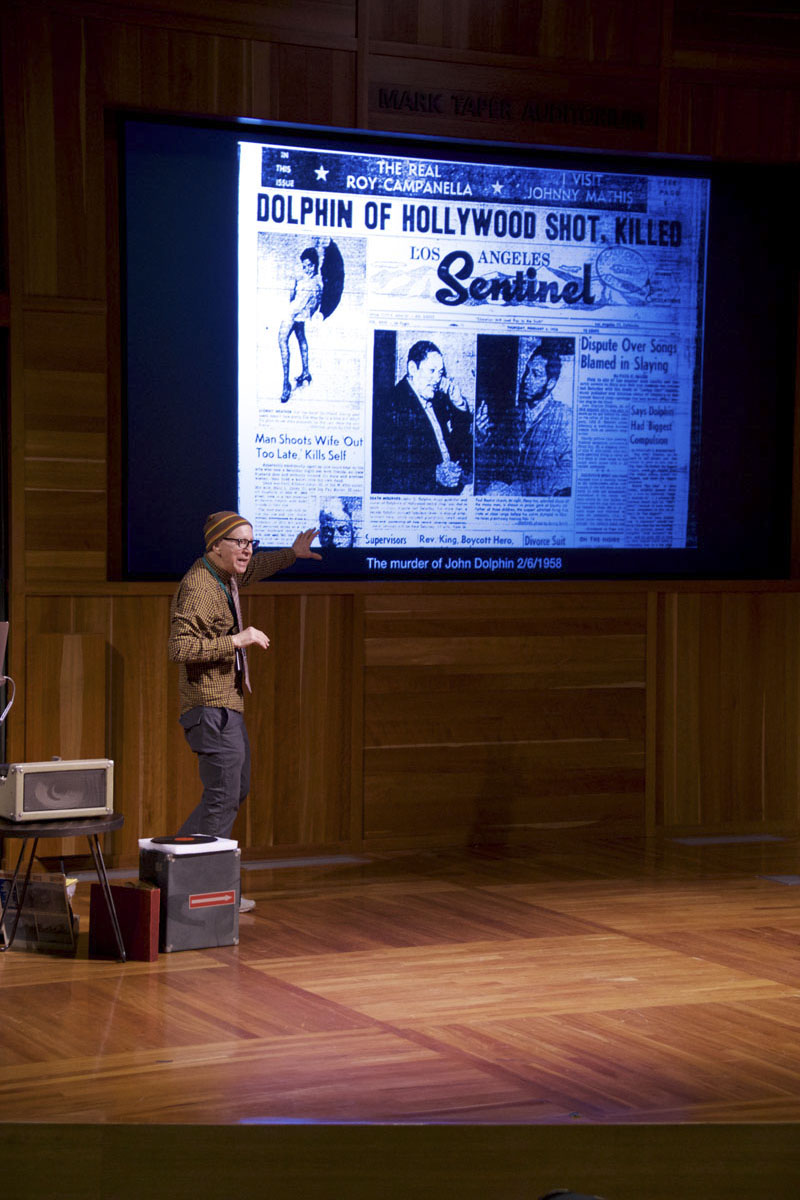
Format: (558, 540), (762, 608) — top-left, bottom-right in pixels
(203, 511), (251, 550)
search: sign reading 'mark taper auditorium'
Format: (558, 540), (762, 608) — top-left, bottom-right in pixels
(370, 83), (649, 137)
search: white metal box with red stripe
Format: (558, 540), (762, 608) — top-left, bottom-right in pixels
(138, 837), (240, 952)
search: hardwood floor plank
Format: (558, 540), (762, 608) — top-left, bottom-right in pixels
(0, 963), (375, 1071)
(634, 926), (800, 987)
(252, 934), (795, 1025)
(0, 1028), (541, 1125)
(489, 876), (800, 931)
(403, 998), (800, 1121)
(3, 836), (800, 1128)
(231, 888), (605, 960)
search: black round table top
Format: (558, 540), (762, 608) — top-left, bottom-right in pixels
(0, 812), (124, 838)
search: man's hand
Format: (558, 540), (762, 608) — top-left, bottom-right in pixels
(232, 626), (270, 650)
(475, 401), (493, 441)
(292, 528), (323, 560)
(439, 374), (468, 411)
(436, 459), (463, 489)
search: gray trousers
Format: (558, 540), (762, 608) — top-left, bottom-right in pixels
(177, 706), (251, 838)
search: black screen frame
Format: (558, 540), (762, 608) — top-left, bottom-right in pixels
(117, 111), (799, 583)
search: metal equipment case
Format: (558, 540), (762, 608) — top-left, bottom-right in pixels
(138, 837), (240, 952)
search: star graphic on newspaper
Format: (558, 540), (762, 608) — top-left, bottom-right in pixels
(315, 164), (329, 181)
(492, 180), (504, 195)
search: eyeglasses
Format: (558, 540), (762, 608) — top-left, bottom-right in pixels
(221, 537), (259, 550)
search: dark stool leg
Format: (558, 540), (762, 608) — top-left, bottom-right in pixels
(0, 837), (39, 952)
(87, 833), (126, 962)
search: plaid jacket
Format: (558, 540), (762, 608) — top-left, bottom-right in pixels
(168, 548), (296, 714)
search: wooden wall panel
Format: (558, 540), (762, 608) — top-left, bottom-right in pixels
(107, 596), (171, 862)
(15, 575), (800, 863)
(134, 26), (252, 113)
(21, 588), (358, 864)
(91, 15), (357, 127)
(25, 491), (106, 555)
(672, 0), (800, 61)
(262, 43), (357, 125)
(363, 592), (646, 846)
(21, 307), (108, 582)
(655, 592), (800, 830)
(665, 74), (800, 160)
(24, 551), (109, 587)
(241, 592), (357, 852)
(6, 1), (359, 300)
(24, 600), (112, 863)
(23, 630), (108, 856)
(368, 0), (664, 66)
(25, 632), (107, 761)
(85, 0), (357, 43)
(25, 596), (77, 640)
(365, 743), (644, 847)
(10, 9), (107, 299)
(22, 306), (107, 375)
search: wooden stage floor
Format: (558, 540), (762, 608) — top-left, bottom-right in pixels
(3, 831), (800, 1196)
